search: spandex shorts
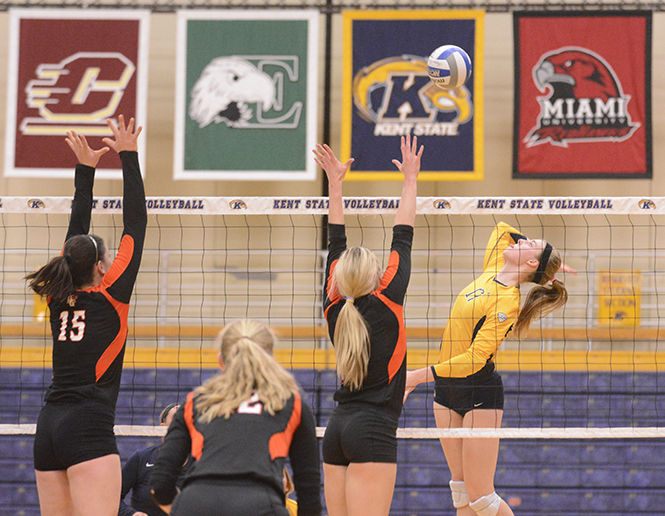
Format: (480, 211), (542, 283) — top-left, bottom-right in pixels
(34, 399), (118, 471)
(433, 363), (504, 417)
(171, 480), (288, 516)
(322, 403), (398, 465)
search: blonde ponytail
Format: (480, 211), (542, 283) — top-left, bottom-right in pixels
(332, 247), (381, 391)
(195, 320), (299, 422)
(514, 245), (568, 337)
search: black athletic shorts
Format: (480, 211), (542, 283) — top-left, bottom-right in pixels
(171, 480), (288, 516)
(433, 363), (504, 417)
(34, 399), (118, 471)
(322, 402), (399, 465)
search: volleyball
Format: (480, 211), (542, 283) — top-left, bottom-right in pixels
(427, 45), (472, 90)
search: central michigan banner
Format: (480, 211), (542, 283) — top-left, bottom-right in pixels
(342, 10), (484, 181)
(4, 9), (149, 179)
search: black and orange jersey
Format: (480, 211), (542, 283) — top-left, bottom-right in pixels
(150, 392), (321, 516)
(323, 223), (413, 418)
(45, 151), (146, 408)
(432, 222), (525, 378)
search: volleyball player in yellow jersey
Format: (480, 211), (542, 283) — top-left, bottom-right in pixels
(404, 222), (572, 516)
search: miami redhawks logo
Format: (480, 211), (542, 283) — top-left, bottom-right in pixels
(22, 52), (135, 136)
(524, 47), (639, 147)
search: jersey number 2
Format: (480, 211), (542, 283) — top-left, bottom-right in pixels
(237, 393), (263, 415)
(58, 310), (86, 342)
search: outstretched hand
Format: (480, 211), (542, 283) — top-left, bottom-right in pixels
(102, 114), (142, 153)
(313, 144), (353, 186)
(392, 134), (423, 182)
(65, 131), (109, 168)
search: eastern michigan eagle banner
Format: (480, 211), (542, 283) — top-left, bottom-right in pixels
(513, 11), (651, 179)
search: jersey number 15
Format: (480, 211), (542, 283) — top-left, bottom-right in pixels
(58, 310), (86, 342)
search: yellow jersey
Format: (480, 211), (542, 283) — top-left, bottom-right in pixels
(432, 223), (524, 378)
(286, 497), (298, 516)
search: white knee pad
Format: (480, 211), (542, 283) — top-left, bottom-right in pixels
(448, 480), (470, 508)
(469, 492), (502, 516)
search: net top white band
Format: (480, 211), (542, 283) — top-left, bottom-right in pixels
(3, 424), (665, 439)
(1, 196), (663, 215)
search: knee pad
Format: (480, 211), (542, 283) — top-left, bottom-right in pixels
(469, 492), (502, 516)
(448, 480), (469, 508)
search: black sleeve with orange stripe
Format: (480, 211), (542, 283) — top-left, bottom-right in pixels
(288, 401), (321, 515)
(105, 151), (147, 304)
(380, 224), (414, 305)
(65, 164), (95, 242)
(150, 404), (190, 505)
(323, 224), (347, 311)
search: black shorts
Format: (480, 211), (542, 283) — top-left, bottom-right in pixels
(172, 480), (288, 516)
(322, 403), (398, 465)
(433, 363), (504, 417)
(34, 399), (118, 471)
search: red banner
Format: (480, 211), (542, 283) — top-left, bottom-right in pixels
(513, 12), (651, 179)
(5, 9), (149, 178)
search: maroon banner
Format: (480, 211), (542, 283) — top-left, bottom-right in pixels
(513, 12), (652, 179)
(5, 9), (149, 178)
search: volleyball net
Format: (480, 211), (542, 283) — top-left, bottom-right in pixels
(1, 196), (664, 439)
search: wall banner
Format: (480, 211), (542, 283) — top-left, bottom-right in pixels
(174, 10), (319, 181)
(513, 11), (652, 179)
(341, 10), (484, 181)
(5, 9), (149, 179)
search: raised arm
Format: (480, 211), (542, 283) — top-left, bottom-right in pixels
(483, 222), (525, 274)
(392, 134), (423, 227)
(313, 144), (352, 225)
(313, 145), (352, 310)
(64, 131), (109, 241)
(99, 116), (147, 303)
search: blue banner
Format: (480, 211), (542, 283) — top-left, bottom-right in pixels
(342, 10), (484, 181)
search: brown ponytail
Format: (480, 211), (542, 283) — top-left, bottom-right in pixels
(25, 234), (105, 304)
(514, 245), (568, 337)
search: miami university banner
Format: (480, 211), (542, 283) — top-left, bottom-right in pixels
(342, 10), (484, 181)
(5, 9), (149, 178)
(173, 10), (319, 181)
(513, 11), (652, 179)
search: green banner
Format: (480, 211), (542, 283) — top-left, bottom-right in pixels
(174, 11), (319, 180)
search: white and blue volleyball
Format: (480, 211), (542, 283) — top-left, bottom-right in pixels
(427, 45), (472, 90)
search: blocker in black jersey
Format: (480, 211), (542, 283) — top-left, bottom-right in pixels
(323, 223), (413, 419)
(150, 392), (321, 516)
(322, 223), (412, 465)
(33, 150), (147, 471)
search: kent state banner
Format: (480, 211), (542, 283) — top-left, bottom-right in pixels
(341, 10), (484, 181)
(4, 9), (149, 179)
(513, 11), (652, 179)
(173, 10), (319, 181)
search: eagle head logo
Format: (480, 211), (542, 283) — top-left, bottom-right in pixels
(525, 47), (638, 147)
(189, 57), (276, 129)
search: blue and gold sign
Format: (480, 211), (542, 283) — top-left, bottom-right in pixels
(342, 10), (484, 181)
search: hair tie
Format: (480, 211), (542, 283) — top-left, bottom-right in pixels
(344, 296), (354, 304)
(532, 243), (552, 285)
(88, 235), (99, 263)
